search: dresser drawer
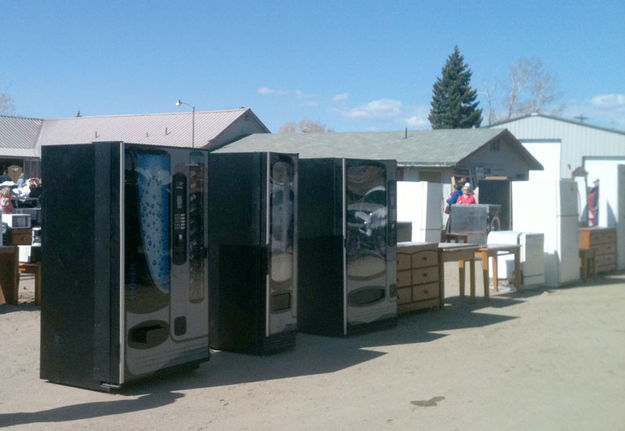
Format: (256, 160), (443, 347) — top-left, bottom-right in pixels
(597, 263), (616, 273)
(397, 253), (412, 271)
(596, 242), (616, 255)
(596, 253), (616, 267)
(397, 270), (412, 288)
(411, 250), (438, 269)
(397, 287), (413, 304)
(8, 228), (32, 246)
(591, 229), (616, 244)
(412, 282), (439, 301)
(398, 298), (440, 313)
(580, 228), (616, 248)
(412, 267), (439, 284)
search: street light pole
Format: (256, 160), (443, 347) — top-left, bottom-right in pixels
(176, 99), (196, 148)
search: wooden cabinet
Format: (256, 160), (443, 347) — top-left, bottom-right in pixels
(0, 246), (19, 305)
(8, 228), (32, 246)
(397, 242), (440, 313)
(579, 227), (616, 273)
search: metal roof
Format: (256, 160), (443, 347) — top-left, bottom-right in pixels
(36, 109), (269, 149)
(215, 128), (542, 168)
(0, 116), (43, 156)
(489, 113), (625, 136)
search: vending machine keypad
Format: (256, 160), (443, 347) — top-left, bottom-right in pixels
(172, 173), (187, 265)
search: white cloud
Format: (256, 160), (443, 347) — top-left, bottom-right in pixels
(332, 98), (430, 129)
(336, 99), (403, 120)
(257, 86), (286, 96)
(590, 93), (625, 108)
(562, 93), (625, 130)
(333, 92), (349, 102)
(405, 114), (430, 128)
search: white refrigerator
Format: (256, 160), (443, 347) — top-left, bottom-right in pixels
(397, 181), (443, 243)
(487, 231), (545, 286)
(512, 179), (579, 287)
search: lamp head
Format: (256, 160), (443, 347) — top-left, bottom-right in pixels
(176, 99), (182, 106)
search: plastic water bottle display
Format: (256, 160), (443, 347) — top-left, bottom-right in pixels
(137, 153), (171, 293)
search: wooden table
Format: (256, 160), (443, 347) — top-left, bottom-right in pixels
(438, 243), (480, 303)
(19, 262), (41, 304)
(579, 247), (597, 281)
(474, 244), (521, 298)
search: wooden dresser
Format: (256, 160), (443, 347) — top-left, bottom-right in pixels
(396, 242), (440, 313)
(579, 227), (616, 273)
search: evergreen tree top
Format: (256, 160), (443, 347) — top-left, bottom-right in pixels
(428, 46), (482, 129)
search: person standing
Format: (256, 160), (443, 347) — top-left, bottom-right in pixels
(456, 183), (477, 205)
(588, 179), (599, 227)
(444, 182), (463, 233)
(0, 187), (14, 214)
(445, 183), (463, 214)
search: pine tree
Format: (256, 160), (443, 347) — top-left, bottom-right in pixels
(428, 46), (483, 129)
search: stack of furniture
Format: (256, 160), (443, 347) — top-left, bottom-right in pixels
(579, 227), (616, 274)
(1, 213), (39, 305)
(396, 242), (441, 313)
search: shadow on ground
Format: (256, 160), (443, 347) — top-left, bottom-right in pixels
(0, 392), (184, 428)
(121, 294), (522, 396)
(8, 274), (623, 426)
(0, 302), (40, 315)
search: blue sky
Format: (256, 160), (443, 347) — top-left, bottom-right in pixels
(1, 0), (624, 132)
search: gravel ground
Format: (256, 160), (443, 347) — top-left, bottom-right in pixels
(1, 266), (624, 430)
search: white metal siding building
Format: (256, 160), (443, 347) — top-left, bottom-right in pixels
(490, 113), (625, 179)
(490, 113), (625, 274)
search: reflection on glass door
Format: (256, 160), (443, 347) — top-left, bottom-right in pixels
(188, 151), (206, 303)
(345, 162), (388, 306)
(268, 155), (295, 328)
(124, 149), (171, 314)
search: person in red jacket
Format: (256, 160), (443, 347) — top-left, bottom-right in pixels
(456, 182), (477, 205)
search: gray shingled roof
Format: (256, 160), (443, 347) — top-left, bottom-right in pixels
(215, 128), (541, 168)
(0, 115), (43, 156)
(37, 109), (268, 148)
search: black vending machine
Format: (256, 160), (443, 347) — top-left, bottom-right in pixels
(41, 142), (210, 391)
(298, 158), (397, 336)
(208, 152), (298, 355)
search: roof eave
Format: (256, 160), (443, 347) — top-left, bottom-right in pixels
(489, 113), (625, 136)
(457, 129), (544, 171)
(207, 108), (271, 150)
(398, 162), (457, 168)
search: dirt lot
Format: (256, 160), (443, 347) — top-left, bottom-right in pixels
(1, 267), (624, 430)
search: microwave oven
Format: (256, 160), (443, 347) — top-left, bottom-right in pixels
(2, 213), (32, 228)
